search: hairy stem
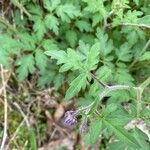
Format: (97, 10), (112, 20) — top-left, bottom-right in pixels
(79, 85), (134, 113)
(122, 22), (150, 29)
(77, 73), (150, 124)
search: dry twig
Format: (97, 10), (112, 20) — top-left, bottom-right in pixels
(0, 64), (8, 150)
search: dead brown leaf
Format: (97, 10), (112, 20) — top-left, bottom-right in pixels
(54, 104), (65, 122)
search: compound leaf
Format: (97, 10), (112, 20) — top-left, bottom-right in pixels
(56, 4), (80, 22)
(84, 119), (102, 145)
(16, 54), (35, 81)
(65, 73), (87, 100)
(65, 30), (77, 47)
(103, 119), (140, 148)
(33, 17), (46, 40)
(86, 42), (100, 70)
(45, 14), (59, 35)
(35, 49), (47, 74)
(116, 42), (132, 62)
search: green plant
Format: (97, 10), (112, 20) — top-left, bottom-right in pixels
(0, 0), (150, 149)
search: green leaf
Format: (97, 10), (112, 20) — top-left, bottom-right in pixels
(45, 50), (67, 65)
(108, 90), (133, 104)
(133, 0), (139, 5)
(0, 51), (9, 68)
(45, 49), (83, 72)
(56, 4), (80, 22)
(65, 30), (77, 47)
(78, 40), (90, 60)
(0, 34), (21, 53)
(105, 106), (133, 126)
(115, 67), (134, 85)
(121, 27), (145, 46)
(35, 49), (47, 74)
(80, 33), (95, 45)
(107, 141), (126, 150)
(138, 15), (150, 27)
(86, 42), (100, 70)
(103, 119), (140, 148)
(44, 0), (61, 12)
(54, 74), (64, 90)
(75, 20), (92, 32)
(96, 65), (112, 81)
(92, 13), (103, 27)
(0, 34), (22, 68)
(116, 42), (132, 62)
(83, 0), (107, 18)
(33, 17), (46, 40)
(65, 73), (87, 100)
(139, 51), (150, 61)
(63, 48), (83, 71)
(16, 54), (35, 81)
(132, 128), (149, 149)
(108, 127), (150, 150)
(42, 39), (59, 51)
(101, 103), (118, 117)
(123, 10), (143, 24)
(87, 95), (101, 115)
(96, 28), (113, 57)
(45, 14), (59, 35)
(37, 70), (55, 87)
(19, 33), (36, 51)
(29, 128), (37, 150)
(27, 4), (43, 16)
(83, 119), (102, 145)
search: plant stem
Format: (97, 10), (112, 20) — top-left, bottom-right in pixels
(11, 0), (31, 17)
(81, 85), (134, 113)
(90, 73), (109, 88)
(139, 77), (150, 92)
(122, 22), (150, 29)
(79, 75), (150, 119)
(0, 65), (8, 150)
(104, 10), (114, 30)
(0, 16), (18, 33)
(135, 76), (150, 117)
(135, 87), (142, 117)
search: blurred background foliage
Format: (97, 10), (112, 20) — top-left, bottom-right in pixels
(0, 0), (150, 149)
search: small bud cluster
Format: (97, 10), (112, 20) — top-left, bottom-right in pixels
(79, 118), (88, 134)
(62, 109), (89, 134)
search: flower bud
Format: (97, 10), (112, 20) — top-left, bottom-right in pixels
(63, 110), (77, 127)
(79, 118), (88, 134)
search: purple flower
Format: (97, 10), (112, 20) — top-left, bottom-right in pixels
(63, 110), (77, 127)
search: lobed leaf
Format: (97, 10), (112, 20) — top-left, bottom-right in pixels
(86, 42), (100, 70)
(83, 119), (102, 145)
(16, 54), (35, 81)
(56, 4), (80, 22)
(45, 14), (59, 35)
(103, 119), (141, 148)
(65, 73), (87, 100)
(35, 49), (47, 74)
(65, 30), (77, 47)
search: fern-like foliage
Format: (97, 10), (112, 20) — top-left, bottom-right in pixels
(0, 0), (150, 149)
